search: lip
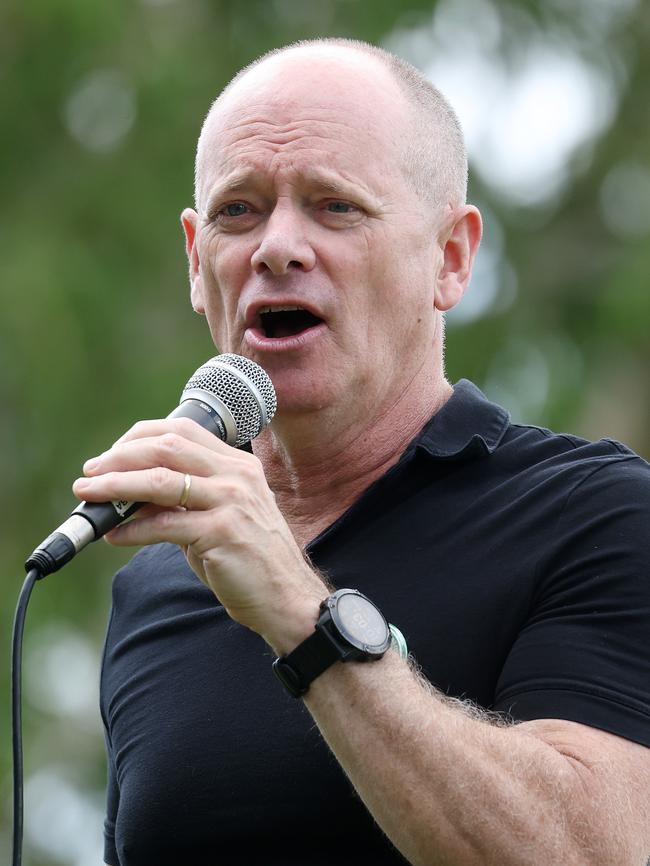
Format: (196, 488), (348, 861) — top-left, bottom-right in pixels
(243, 298), (326, 330)
(242, 297), (328, 353)
(244, 321), (328, 353)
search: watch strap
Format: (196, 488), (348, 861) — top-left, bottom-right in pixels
(272, 621), (344, 697)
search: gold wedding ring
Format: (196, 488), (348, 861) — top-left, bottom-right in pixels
(179, 473), (192, 508)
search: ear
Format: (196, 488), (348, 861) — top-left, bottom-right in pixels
(180, 207), (205, 314)
(434, 205), (483, 312)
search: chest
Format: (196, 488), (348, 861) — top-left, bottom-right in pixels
(101, 457), (553, 863)
(103, 573), (402, 864)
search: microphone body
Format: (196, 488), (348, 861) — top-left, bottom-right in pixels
(26, 354), (276, 578)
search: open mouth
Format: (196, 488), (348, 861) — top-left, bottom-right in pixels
(259, 306), (324, 339)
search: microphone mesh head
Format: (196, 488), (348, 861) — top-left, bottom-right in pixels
(182, 354), (277, 447)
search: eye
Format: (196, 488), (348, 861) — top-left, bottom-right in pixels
(221, 202), (249, 217)
(210, 201), (257, 230)
(326, 201), (355, 214)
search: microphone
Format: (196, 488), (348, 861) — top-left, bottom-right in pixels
(26, 354), (277, 578)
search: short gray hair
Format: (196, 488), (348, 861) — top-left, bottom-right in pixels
(195, 38), (468, 212)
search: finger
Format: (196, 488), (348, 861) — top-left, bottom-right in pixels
(73, 467), (216, 510)
(122, 502), (180, 521)
(99, 502), (181, 535)
(104, 507), (206, 549)
(82, 432), (229, 478)
(113, 417), (234, 453)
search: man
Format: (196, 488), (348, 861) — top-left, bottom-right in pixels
(74, 39), (650, 865)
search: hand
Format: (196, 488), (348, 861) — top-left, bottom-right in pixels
(72, 418), (328, 650)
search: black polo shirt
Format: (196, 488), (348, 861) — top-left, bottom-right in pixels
(101, 380), (650, 866)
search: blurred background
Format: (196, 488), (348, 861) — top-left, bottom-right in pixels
(1, 0), (649, 862)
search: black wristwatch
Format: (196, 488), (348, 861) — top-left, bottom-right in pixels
(272, 589), (392, 698)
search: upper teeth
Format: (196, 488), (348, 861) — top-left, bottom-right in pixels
(258, 305), (304, 314)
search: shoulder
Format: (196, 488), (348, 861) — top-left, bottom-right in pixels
(497, 420), (650, 501)
(496, 425), (650, 572)
(439, 380), (650, 497)
(503, 418), (645, 465)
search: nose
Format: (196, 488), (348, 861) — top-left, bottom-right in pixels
(250, 201), (316, 275)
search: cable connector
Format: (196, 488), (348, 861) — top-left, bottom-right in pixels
(25, 513), (95, 578)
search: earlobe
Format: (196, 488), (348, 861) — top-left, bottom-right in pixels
(190, 274), (205, 315)
(434, 206), (483, 312)
(180, 208), (205, 315)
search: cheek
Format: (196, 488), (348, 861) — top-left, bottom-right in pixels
(366, 267), (435, 355)
(194, 236), (242, 348)
(201, 235), (248, 308)
(333, 226), (377, 308)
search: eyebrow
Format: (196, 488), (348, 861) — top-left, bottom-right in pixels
(307, 176), (371, 199)
(202, 168), (378, 218)
(203, 172), (256, 218)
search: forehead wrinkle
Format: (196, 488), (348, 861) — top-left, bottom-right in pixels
(200, 118), (400, 214)
(197, 80), (413, 210)
(216, 113), (396, 154)
(200, 99), (408, 166)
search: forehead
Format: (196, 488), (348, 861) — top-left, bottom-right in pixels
(197, 51), (413, 206)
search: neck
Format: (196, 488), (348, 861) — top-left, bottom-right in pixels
(252, 363), (453, 548)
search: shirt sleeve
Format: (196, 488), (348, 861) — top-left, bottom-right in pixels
(103, 728), (120, 866)
(101, 600), (120, 866)
(492, 454), (650, 746)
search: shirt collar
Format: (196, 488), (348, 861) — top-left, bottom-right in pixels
(413, 379), (510, 460)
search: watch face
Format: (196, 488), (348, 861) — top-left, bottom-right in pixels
(335, 592), (389, 651)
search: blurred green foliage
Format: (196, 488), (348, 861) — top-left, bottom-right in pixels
(1, 0), (649, 862)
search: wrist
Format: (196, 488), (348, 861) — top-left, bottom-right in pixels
(272, 589), (396, 698)
(262, 587), (329, 656)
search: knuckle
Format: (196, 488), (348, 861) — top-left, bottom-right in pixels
(240, 455), (264, 483)
(159, 432), (184, 457)
(173, 417), (200, 437)
(155, 509), (178, 531)
(248, 454), (264, 473)
(102, 472), (121, 495)
(210, 508), (231, 534)
(217, 480), (240, 502)
(148, 465), (172, 493)
(199, 546), (224, 568)
(128, 420), (148, 438)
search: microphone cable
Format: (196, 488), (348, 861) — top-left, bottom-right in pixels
(11, 567), (41, 866)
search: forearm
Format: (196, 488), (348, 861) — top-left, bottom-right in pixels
(302, 650), (598, 866)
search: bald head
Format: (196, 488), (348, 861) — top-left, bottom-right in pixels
(194, 38), (468, 215)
